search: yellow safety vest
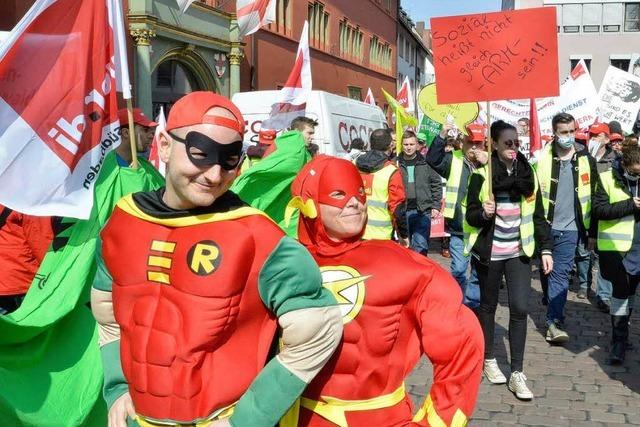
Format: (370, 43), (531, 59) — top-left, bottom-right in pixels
(363, 164), (397, 240)
(463, 166), (537, 257)
(597, 170), (635, 252)
(535, 144), (592, 229)
(443, 151), (464, 219)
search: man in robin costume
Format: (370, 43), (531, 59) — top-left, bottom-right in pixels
(91, 92), (343, 427)
(283, 156), (483, 427)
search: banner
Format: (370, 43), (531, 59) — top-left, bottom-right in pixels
(417, 115), (442, 146)
(0, 0), (128, 219)
(237, 0), (276, 38)
(382, 88), (418, 154)
(478, 59), (599, 136)
(417, 83), (479, 135)
(598, 66), (640, 134)
(397, 75), (415, 114)
(261, 21), (311, 131)
(431, 7), (559, 104)
(364, 87), (376, 106)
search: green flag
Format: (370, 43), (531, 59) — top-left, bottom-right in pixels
(0, 152), (164, 426)
(231, 131), (311, 237)
(418, 115), (442, 147)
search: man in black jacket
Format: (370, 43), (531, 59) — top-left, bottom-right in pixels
(398, 130), (442, 256)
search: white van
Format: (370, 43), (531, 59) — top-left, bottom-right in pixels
(232, 90), (388, 157)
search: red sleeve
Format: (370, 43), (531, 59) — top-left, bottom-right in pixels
(412, 265), (484, 427)
(387, 168), (406, 214)
(22, 215), (54, 264)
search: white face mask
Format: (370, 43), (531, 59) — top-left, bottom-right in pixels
(588, 139), (602, 157)
(556, 135), (574, 149)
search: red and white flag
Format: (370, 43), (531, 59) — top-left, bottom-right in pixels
(237, 0), (276, 38)
(529, 98), (542, 161)
(261, 21), (312, 131)
(397, 75), (415, 114)
(0, 0), (130, 219)
(148, 106), (167, 176)
(364, 88), (376, 106)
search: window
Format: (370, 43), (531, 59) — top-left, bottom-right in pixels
(275, 0), (290, 35)
(625, 3), (640, 31)
(348, 86), (362, 101)
(604, 25), (620, 32)
(603, 3), (624, 32)
(583, 25), (599, 32)
(398, 35), (404, 59)
(582, 3), (602, 30)
(570, 58), (591, 73)
(611, 58), (631, 71)
(370, 36), (391, 72)
(308, 3), (329, 49)
(562, 4), (581, 32)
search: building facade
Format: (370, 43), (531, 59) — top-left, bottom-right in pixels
(224, 0), (398, 114)
(503, 0), (640, 87)
(1, 0), (241, 119)
(397, 8), (432, 114)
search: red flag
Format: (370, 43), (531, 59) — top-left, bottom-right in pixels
(237, 0), (276, 37)
(363, 87), (376, 106)
(396, 75), (414, 113)
(261, 21), (312, 131)
(529, 98), (542, 158)
(0, 0), (126, 219)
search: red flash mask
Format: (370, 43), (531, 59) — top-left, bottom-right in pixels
(317, 160), (366, 209)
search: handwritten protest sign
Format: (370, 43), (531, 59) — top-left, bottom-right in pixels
(478, 60), (599, 137)
(418, 83), (479, 134)
(598, 66), (640, 133)
(431, 7), (559, 104)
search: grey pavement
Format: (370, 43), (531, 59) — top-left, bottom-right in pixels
(406, 245), (640, 426)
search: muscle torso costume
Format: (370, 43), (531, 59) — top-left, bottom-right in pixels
(96, 189), (340, 426)
(285, 156), (484, 427)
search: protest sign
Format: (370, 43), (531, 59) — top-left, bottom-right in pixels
(598, 66), (640, 134)
(431, 7), (559, 104)
(478, 60), (599, 136)
(417, 83), (479, 135)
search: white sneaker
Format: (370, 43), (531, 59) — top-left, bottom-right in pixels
(508, 371), (533, 400)
(483, 359), (507, 384)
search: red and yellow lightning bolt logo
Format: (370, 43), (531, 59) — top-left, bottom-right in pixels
(320, 266), (370, 324)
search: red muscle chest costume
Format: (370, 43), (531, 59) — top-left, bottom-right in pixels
(288, 156), (484, 427)
(101, 198), (283, 422)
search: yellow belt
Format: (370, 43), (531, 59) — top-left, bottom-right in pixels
(135, 403), (235, 427)
(289, 383), (408, 427)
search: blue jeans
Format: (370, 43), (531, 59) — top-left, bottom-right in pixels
(545, 230), (579, 325)
(593, 253), (613, 302)
(576, 236), (592, 292)
(449, 234), (480, 308)
(406, 209), (431, 255)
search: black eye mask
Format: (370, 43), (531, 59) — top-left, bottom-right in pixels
(170, 131), (244, 169)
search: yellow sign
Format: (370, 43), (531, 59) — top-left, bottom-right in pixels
(418, 83), (479, 135)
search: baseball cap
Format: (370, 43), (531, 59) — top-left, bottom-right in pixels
(259, 129), (277, 145)
(165, 91), (245, 135)
(118, 108), (157, 127)
(589, 123), (610, 136)
(465, 123), (486, 142)
(610, 133), (624, 142)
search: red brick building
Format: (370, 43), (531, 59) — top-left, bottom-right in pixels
(220, 0), (398, 112)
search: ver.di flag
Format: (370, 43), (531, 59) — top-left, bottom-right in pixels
(382, 88), (418, 154)
(237, 0), (277, 38)
(261, 21), (312, 131)
(364, 87), (376, 106)
(397, 75), (415, 114)
(0, 0), (130, 219)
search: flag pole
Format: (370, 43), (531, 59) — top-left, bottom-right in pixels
(126, 98), (139, 169)
(486, 100), (492, 196)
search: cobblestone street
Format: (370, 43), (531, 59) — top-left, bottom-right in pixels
(407, 249), (640, 426)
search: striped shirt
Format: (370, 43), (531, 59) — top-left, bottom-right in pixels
(491, 191), (523, 261)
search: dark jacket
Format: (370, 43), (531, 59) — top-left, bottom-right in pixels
(540, 143), (598, 237)
(465, 152), (553, 264)
(398, 153), (442, 213)
(595, 146), (619, 173)
(424, 135), (472, 234)
(355, 150), (408, 238)
(592, 163), (639, 223)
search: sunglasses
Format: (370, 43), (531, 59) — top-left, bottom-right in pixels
(501, 139), (521, 148)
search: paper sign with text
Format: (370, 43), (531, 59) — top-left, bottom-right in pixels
(431, 7), (559, 104)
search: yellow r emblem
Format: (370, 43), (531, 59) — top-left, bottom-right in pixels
(187, 240), (222, 276)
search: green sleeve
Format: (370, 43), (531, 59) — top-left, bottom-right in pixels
(92, 238), (112, 291)
(229, 358), (306, 427)
(101, 340), (128, 409)
(258, 236), (337, 317)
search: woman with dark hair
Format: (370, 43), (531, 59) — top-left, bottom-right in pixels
(464, 120), (554, 400)
(593, 144), (640, 364)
